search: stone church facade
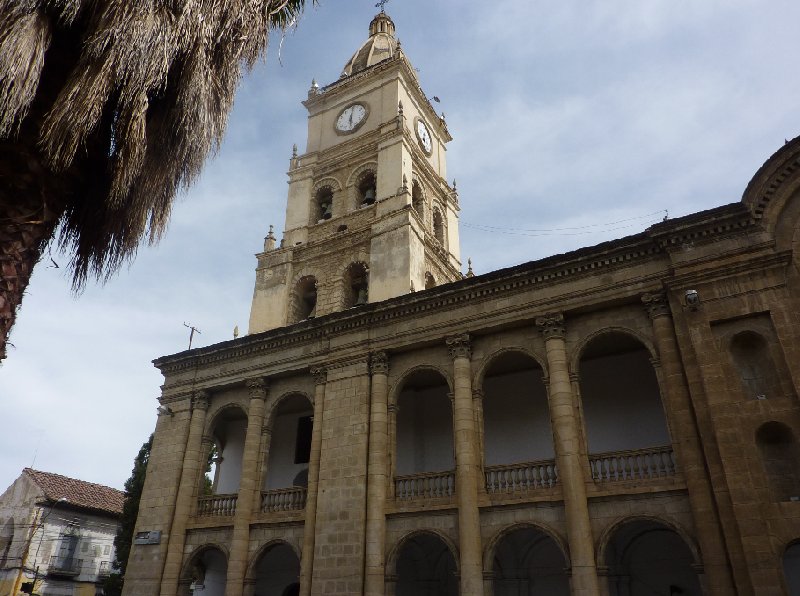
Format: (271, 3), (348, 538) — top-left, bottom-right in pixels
(123, 11), (800, 596)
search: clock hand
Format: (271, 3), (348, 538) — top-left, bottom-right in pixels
(349, 110), (353, 127)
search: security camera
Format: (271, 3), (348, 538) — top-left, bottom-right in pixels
(684, 289), (700, 309)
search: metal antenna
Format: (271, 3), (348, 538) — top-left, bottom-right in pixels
(183, 322), (201, 349)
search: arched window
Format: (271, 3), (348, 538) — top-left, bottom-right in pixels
(604, 519), (701, 596)
(343, 262), (369, 308)
(312, 186), (334, 223)
(291, 276), (317, 322)
(206, 408), (248, 496)
(424, 272), (436, 290)
(730, 331), (781, 400)
(395, 532), (457, 596)
(493, 527), (569, 595)
(756, 421), (800, 501)
(412, 180), (425, 219)
(433, 208), (445, 244)
(357, 171), (377, 207)
(253, 543), (300, 596)
(264, 394), (314, 490)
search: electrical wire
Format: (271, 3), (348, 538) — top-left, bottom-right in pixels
(462, 210), (668, 237)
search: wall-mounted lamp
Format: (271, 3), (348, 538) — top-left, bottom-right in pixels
(156, 405), (174, 417)
(684, 289), (700, 310)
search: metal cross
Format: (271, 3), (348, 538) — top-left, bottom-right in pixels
(375, 0), (390, 12)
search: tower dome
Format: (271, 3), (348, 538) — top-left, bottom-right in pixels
(341, 12), (398, 77)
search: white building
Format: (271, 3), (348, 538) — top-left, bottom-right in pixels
(0, 469), (123, 596)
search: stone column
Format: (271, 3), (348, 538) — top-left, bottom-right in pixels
(535, 314), (600, 596)
(300, 368), (327, 596)
(226, 378), (268, 596)
(473, 389), (486, 471)
(364, 352), (390, 596)
(446, 334), (484, 596)
(160, 391), (210, 596)
(387, 403), (398, 500)
(641, 293), (736, 595)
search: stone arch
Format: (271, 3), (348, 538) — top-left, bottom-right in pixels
(387, 528), (460, 577)
(265, 391), (315, 430)
(289, 275), (319, 323)
(756, 421), (800, 501)
(312, 176), (343, 195)
(432, 204), (446, 245)
(483, 522), (570, 571)
(473, 346), (549, 389)
(263, 392), (315, 491)
(204, 404), (249, 495)
(347, 161), (378, 210)
(205, 402), (249, 436)
(577, 329), (671, 456)
(570, 325), (657, 375)
(389, 364), (454, 406)
(341, 261), (370, 309)
(246, 539), (301, 594)
(411, 176), (426, 220)
(597, 516), (702, 596)
(179, 543), (229, 596)
(310, 177), (343, 224)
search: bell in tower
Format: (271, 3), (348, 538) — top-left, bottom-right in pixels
(248, 10), (462, 334)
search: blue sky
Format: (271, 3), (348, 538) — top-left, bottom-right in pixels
(2, 0), (798, 491)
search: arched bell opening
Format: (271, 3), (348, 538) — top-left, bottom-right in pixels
(358, 171), (377, 208)
(482, 351), (557, 492)
(424, 272), (436, 290)
(729, 330), (782, 400)
(252, 542), (300, 596)
(264, 394), (315, 491)
(180, 546), (228, 596)
(395, 532), (458, 596)
(492, 526), (570, 596)
(578, 332), (674, 481)
(312, 186), (334, 224)
(412, 179), (425, 220)
(206, 407), (248, 496)
(433, 208), (445, 245)
(756, 421), (800, 502)
(603, 519), (701, 596)
(291, 276), (318, 322)
(343, 262), (369, 309)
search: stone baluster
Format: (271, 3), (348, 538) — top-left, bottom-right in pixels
(446, 334), (484, 596)
(641, 293), (736, 595)
(535, 314), (600, 596)
(299, 368), (327, 596)
(160, 391), (210, 596)
(365, 352), (390, 596)
(226, 378), (268, 596)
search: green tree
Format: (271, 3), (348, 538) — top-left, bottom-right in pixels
(0, 0), (314, 361)
(104, 434), (153, 596)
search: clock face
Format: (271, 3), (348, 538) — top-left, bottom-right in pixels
(335, 103), (367, 133)
(416, 119), (433, 154)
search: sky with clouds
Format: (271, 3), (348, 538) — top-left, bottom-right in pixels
(2, 0), (798, 492)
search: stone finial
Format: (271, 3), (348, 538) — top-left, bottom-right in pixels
(398, 100), (404, 117)
(310, 367), (327, 386)
(246, 377), (268, 400)
(452, 179), (457, 192)
(308, 78), (319, 98)
(292, 144), (298, 158)
(446, 333), (471, 360)
(535, 313), (566, 340)
(370, 351), (389, 376)
(233, 325), (239, 339)
(264, 225), (276, 251)
(641, 292), (670, 320)
(402, 174), (408, 192)
(193, 390), (210, 411)
(410, 281), (415, 292)
(466, 258), (474, 278)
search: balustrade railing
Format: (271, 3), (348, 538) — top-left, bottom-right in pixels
(485, 459), (558, 493)
(261, 487), (307, 512)
(590, 445), (677, 482)
(394, 470), (455, 500)
(48, 556), (82, 576)
(197, 493), (238, 516)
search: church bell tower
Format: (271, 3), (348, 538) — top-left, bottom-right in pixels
(249, 11), (461, 334)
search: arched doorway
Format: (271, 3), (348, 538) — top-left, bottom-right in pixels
(252, 542), (300, 596)
(395, 532), (458, 596)
(182, 546), (228, 596)
(492, 526), (569, 596)
(395, 369), (454, 499)
(603, 519), (701, 596)
(482, 351), (556, 492)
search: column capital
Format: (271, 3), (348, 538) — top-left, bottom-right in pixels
(472, 389), (485, 401)
(310, 367), (327, 385)
(641, 292), (671, 320)
(192, 391), (210, 411)
(446, 333), (471, 360)
(370, 351), (389, 376)
(535, 313), (566, 339)
(245, 377), (268, 401)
